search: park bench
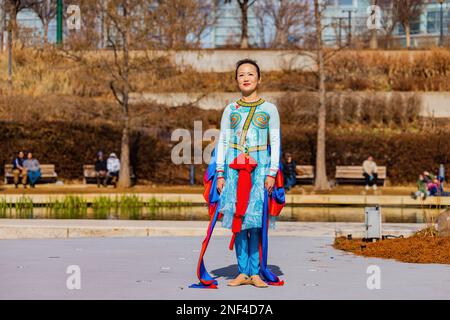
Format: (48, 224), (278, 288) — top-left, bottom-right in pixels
(296, 165), (315, 184)
(4, 164), (58, 184)
(335, 166), (387, 186)
(83, 165), (136, 185)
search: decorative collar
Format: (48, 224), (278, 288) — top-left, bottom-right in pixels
(236, 98), (265, 107)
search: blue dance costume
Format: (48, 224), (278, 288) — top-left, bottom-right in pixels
(190, 98), (285, 289)
(216, 98), (280, 276)
(216, 98), (280, 231)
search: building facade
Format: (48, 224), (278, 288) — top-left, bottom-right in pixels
(3, 1), (450, 49)
(322, 0), (450, 48)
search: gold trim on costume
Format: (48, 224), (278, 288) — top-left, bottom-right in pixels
(236, 98), (265, 107)
(229, 143), (268, 154)
(239, 106), (257, 146)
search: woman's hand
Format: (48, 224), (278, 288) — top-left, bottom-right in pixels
(217, 178), (225, 193)
(265, 176), (276, 195)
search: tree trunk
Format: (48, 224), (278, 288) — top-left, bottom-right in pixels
(405, 23), (411, 49)
(239, 0), (249, 49)
(274, 28), (288, 48)
(43, 22), (49, 46)
(118, 3), (132, 188)
(7, 26), (12, 87)
(118, 116), (131, 188)
(313, 0), (329, 191)
(369, 0), (378, 49)
(10, 10), (19, 44)
(370, 29), (378, 49)
(0, 4), (4, 52)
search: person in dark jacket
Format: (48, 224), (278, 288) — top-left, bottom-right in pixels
(95, 151), (108, 187)
(12, 151), (27, 188)
(282, 153), (297, 191)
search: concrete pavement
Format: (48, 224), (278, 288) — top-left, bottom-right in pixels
(1, 236), (450, 299)
(0, 220), (428, 239)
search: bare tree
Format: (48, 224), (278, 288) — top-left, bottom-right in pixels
(100, 0), (150, 187)
(4, 0), (36, 41)
(61, 0), (158, 188)
(312, 0), (328, 191)
(393, 0), (424, 49)
(369, 0), (378, 49)
(225, 0), (257, 48)
(255, 0), (311, 48)
(294, 0), (348, 190)
(150, 0), (215, 49)
(64, 0), (103, 49)
(30, 0), (56, 45)
(377, 0), (397, 49)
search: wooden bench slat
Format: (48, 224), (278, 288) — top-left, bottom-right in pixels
(335, 165), (387, 186)
(83, 164), (136, 184)
(336, 166), (387, 179)
(295, 165), (315, 179)
(4, 164), (58, 184)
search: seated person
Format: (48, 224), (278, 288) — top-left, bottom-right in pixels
(12, 151), (27, 188)
(363, 156), (378, 191)
(411, 174), (428, 200)
(95, 151), (108, 187)
(23, 152), (41, 188)
(282, 153), (297, 191)
(107, 153), (120, 187)
(427, 179), (439, 196)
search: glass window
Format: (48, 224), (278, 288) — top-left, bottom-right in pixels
(427, 11), (438, 33)
(411, 17), (421, 34)
(397, 16), (421, 35)
(338, 0), (353, 5)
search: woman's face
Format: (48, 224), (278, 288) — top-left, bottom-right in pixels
(236, 63), (260, 95)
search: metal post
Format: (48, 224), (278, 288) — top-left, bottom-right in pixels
(56, 0), (63, 45)
(342, 10), (354, 47)
(338, 17), (345, 48)
(190, 164), (195, 185)
(348, 10), (352, 46)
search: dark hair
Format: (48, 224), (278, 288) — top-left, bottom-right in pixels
(235, 59), (260, 80)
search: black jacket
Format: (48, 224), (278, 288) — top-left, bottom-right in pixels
(95, 159), (107, 172)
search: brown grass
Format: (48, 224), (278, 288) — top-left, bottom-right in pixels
(3, 48), (450, 97)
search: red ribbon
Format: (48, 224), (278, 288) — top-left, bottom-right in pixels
(228, 152), (258, 250)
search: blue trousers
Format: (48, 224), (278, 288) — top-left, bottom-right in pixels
(235, 227), (261, 276)
(27, 170), (41, 185)
(284, 175), (296, 190)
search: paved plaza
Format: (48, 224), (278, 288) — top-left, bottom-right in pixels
(1, 234), (449, 299)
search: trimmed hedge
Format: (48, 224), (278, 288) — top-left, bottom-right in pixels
(1, 121), (448, 184)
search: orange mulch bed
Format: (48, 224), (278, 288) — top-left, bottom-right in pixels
(334, 228), (450, 264)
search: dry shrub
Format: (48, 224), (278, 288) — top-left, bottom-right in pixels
(4, 48), (450, 95)
(276, 92), (421, 129)
(0, 115), (449, 184)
